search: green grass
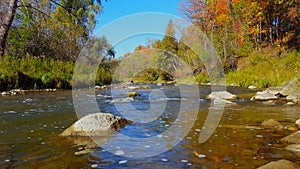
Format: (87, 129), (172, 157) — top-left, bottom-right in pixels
(0, 54), (115, 91)
(226, 51), (300, 87)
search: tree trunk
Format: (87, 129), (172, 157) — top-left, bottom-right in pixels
(0, 0), (18, 56)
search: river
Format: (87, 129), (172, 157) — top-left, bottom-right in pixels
(0, 85), (299, 168)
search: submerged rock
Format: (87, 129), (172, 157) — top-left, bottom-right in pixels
(60, 113), (131, 137)
(285, 144), (300, 158)
(124, 92), (141, 97)
(207, 91), (237, 100)
(212, 97), (237, 106)
(261, 119), (283, 128)
(127, 86), (151, 90)
(257, 159), (300, 169)
(281, 131), (300, 144)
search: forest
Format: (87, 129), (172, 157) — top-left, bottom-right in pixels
(0, 0), (299, 91)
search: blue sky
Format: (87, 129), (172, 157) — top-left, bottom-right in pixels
(93, 0), (182, 57)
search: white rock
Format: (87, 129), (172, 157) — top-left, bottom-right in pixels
(248, 85), (257, 89)
(295, 119), (300, 129)
(251, 92), (277, 101)
(118, 160), (128, 164)
(207, 91), (237, 100)
(198, 154), (206, 158)
(115, 150), (125, 156)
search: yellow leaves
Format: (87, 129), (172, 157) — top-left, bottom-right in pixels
(257, 11), (263, 17)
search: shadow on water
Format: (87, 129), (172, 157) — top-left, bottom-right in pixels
(0, 85), (299, 168)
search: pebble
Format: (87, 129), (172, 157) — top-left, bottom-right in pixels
(91, 164), (98, 168)
(223, 157), (231, 162)
(115, 150), (125, 156)
(181, 160), (188, 163)
(198, 154), (206, 158)
(118, 160), (128, 164)
(157, 134), (163, 138)
(5, 159), (10, 162)
(208, 150), (213, 153)
(195, 129), (201, 132)
(256, 135), (264, 138)
(187, 163), (193, 166)
(161, 158), (168, 162)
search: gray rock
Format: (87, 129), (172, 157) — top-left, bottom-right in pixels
(266, 87), (282, 95)
(281, 131), (300, 144)
(251, 91), (278, 101)
(60, 113), (130, 137)
(287, 90), (300, 103)
(207, 91), (237, 100)
(285, 144), (300, 158)
(261, 119), (283, 128)
(257, 159), (300, 169)
(279, 78), (300, 96)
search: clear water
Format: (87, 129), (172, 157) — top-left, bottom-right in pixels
(0, 85), (299, 168)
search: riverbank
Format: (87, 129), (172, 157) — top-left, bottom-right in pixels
(0, 50), (299, 92)
(0, 55), (117, 92)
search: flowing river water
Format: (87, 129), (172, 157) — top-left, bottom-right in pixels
(0, 85), (299, 168)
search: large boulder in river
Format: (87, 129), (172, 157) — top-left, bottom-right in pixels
(207, 91), (237, 100)
(286, 90), (300, 103)
(60, 113), (131, 137)
(257, 159), (300, 169)
(278, 78), (300, 96)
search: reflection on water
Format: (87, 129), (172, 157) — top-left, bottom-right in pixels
(0, 85), (299, 168)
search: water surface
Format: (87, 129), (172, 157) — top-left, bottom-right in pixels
(0, 85), (299, 168)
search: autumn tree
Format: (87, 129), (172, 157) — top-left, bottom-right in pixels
(1, 0), (105, 60)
